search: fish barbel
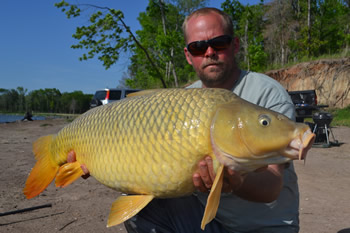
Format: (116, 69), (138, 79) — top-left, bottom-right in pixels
(23, 88), (315, 229)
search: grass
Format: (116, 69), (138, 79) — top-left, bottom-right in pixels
(329, 106), (350, 127)
(302, 106), (350, 127)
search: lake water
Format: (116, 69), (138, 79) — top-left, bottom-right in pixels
(0, 114), (46, 123)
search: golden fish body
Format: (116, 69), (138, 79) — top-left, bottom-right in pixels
(52, 88), (234, 197)
(23, 88), (315, 229)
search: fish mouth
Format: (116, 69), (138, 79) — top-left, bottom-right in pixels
(282, 129), (316, 160)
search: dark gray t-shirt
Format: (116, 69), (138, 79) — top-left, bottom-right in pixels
(187, 70), (299, 233)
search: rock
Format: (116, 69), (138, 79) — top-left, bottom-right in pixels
(266, 58), (350, 108)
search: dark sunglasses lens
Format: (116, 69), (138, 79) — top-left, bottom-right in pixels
(210, 36), (232, 50)
(188, 41), (209, 56)
(187, 35), (232, 55)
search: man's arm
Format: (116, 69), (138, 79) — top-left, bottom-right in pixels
(233, 163), (284, 202)
(193, 156), (284, 203)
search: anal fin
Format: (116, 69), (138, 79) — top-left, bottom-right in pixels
(55, 161), (84, 187)
(107, 195), (154, 227)
(201, 164), (224, 230)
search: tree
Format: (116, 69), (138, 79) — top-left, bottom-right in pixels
(317, 0), (350, 55)
(55, 0), (209, 89)
(16, 87), (28, 112)
(168, 0), (209, 15)
(0, 89), (7, 111)
(264, 0), (303, 65)
(55, 0), (167, 87)
(222, 0), (267, 71)
(0, 87), (92, 114)
(126, 0), (196, 88)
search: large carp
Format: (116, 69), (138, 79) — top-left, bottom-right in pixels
(23, 88), (315, 229)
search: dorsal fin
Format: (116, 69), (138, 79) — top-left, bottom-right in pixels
(126, 89), (164, 98)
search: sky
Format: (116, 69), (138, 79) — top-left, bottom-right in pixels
(1, 0), (260, 95)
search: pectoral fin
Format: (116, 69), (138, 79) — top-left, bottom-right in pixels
(55, 161), (84, 187)
(107, 195), (154, 227)
(201, 164), (224, 230)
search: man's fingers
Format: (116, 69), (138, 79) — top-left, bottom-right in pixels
(205, 157), (216, 182)
(254, 166), (268, 173)
(222, 169), (234, 193)
(80, 164), (89, 176)
(67, 150), (76, 163)
(225, 168), (244, 193)
(67, 150), (90, 178)
(199, 160), (212, 189)
(193, 173), (209, 193)
(81, 164), (90, 179)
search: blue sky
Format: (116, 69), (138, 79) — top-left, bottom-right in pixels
(1, 0), (260, 95)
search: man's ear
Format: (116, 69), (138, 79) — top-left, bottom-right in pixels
(184, 47), (193, 65)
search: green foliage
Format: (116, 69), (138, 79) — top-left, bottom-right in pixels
(221, 0), (245, 32)
(125, 0), (204, 88)
(248, 42), (268, 71)
(0, 87), (92, 114)
(269, 0), (350, 62)
(330, 105), (350, 127)
(222, 0), (267, 71)
(55, 1), (131, 70)
(55, 0), (349, 87)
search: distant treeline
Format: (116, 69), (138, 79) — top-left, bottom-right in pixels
(0, 87), (93, 114)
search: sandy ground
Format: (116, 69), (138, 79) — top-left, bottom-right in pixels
(0, 118), (349, 233)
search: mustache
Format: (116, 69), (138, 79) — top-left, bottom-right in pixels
(201, 60), (224, 68)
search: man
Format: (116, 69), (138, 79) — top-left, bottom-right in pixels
(69, 7), (300, 233)
(181, 7), (299, 233)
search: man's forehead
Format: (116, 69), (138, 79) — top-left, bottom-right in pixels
(186, 14), (225, 41)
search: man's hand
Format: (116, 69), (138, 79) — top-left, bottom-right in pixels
(192, 156), (282, 203)
(192, 156), (245, 193)
(67, 150), (90, 179)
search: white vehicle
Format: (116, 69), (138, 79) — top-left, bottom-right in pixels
(90, 88), (141, 108)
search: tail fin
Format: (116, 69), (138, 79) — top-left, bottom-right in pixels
(23, 135), (59, 199)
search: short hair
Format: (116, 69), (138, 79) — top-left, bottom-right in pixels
(182, 7), (234, 43)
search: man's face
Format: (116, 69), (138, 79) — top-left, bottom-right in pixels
(184, 13), (239, 88)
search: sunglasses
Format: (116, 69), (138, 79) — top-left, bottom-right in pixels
(186, 35), (233, 56)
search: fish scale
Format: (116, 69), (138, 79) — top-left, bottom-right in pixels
(23, 88), (315, 229)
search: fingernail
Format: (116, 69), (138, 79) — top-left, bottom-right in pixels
(199, 161), (207, 167)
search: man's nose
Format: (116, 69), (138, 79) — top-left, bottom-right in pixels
(204, 46), (217, 58)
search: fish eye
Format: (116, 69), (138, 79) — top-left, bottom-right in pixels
(258, 115), (271, 127)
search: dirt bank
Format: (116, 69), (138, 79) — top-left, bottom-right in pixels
(0, 119), (349, 233)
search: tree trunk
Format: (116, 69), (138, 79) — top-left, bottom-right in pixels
(307, 0), (311, 57)
(159, 0), (179, 87)
(244, 17), (249, 70)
